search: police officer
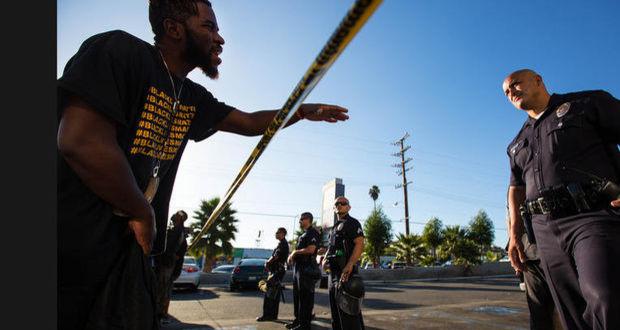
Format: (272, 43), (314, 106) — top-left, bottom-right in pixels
(504, 69), (620, 330)
(323, 196), (365, 330)
(257, 227), (290, 322)
(286, 212), (320, 330)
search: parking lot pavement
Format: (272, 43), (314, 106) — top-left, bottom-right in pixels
(164, 276), (530, 330)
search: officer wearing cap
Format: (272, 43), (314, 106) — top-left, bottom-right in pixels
(256, 227), (289, 322)
(286, 212), (320, 330)
(503, 69), (620, 329)
(323, 196), (365, 330)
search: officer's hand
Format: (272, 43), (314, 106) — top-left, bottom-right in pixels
(128, 205), (156, 255)
(317, 247), (327, 255)
(340, 263), (354, 283)
(287, 252), (295, 265)
(507, 238), (526, 274)
(611, 198), (620, 208)
(321, 258), (329, 271)
(299, 104), (349, 123)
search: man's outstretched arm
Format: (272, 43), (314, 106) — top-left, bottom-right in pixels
(216, 103), (349, 136)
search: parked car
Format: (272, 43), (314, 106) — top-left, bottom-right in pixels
(174, 256), (201, 290)
(317, 255), (328, 288)
(229, 258), (269, 291)
(211, 264), (235, 274)
(391, 261), (407, 269)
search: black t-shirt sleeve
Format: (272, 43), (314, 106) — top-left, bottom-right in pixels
(58, 30), (142, 127)
(188, 86), (235, 142)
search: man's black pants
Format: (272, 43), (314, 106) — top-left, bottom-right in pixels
(292, 269), (316, 329)
(328, 272), (364, 330)
(532, 208), (620, 330)
(523, 259), (557, 330)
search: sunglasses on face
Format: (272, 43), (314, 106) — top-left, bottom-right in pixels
(335, 202), (349, 206)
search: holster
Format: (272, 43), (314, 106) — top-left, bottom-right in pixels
(519, 204), (536, 244)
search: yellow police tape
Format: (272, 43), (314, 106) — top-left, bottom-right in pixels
(189, 0), (383, 251)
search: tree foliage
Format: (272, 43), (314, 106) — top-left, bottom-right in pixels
(467, 209), (495, 258)
(421, 217), (444, 262)
(188, 197), (239, 272)
(363, 206), (392, 266)
(438, 225), (480, 266)
(391, 233), (426, 266)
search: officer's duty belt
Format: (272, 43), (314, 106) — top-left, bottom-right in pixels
(525, 182), (606, 219)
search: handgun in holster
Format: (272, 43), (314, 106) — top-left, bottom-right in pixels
(519, 204), (536, 244)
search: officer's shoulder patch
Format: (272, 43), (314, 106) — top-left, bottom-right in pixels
(556, 102), (570, 118)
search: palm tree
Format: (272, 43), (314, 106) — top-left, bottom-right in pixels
(391, 233), (426, 266)
(188, 197), (239, 272)
(368, 185), (380, 210)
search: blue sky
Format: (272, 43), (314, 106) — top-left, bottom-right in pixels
(58, 0), (620, 250)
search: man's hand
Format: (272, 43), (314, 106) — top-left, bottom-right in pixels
(611, 198), (620, 208)
(340, 263), (354, 282)
(317, 247), (327, 255)
(508, 237), (526, 274)
(128, 206), (156, 255)
(299, 104), (349, 123)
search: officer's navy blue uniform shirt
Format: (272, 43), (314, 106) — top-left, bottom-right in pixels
(295, 226), (320, 268)
(272, 239), (290, 269)
(507, 90), (620, 201)
(328, 214), (365, 264)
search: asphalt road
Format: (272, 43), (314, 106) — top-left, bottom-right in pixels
(164, 276), (530, 330)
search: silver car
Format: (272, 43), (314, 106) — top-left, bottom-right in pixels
(173, 256), (201, 290)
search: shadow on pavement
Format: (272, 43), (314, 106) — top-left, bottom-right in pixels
(160, 315), (215, 329)
(363, 297), (421, 310)
(171, 287), (219, 301)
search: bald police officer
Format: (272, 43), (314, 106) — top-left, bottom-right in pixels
(323, 196), (365, 330)
(504, 69), (620, 330)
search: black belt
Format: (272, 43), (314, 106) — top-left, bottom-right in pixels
(525, 182), (607, 219)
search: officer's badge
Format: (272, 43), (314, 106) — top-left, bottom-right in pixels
(510, 141), (522, 155)
(337, 223), (344, 231)
(556, 102), (570, 118)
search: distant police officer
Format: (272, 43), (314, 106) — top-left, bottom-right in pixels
(323, 196), (366, 330)
(257, 227), (289, 322)
(504, 69), (620, 330)
(286, 212), (320, 330)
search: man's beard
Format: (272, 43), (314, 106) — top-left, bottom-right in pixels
(184, 29), (219, 79)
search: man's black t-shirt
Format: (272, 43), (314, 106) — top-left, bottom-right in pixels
(57, 30), (234, 286)
(294, 226), (320, 269)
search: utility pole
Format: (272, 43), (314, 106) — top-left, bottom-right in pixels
(392, 132), (412, 235)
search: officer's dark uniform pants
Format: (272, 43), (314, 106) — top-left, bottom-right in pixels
(532, 209), (620, 330)
(523, 259), (557, 330)
(262, 271), (284, 319)
(328, 272), (364, 330)
(293, 269), (316, 329)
